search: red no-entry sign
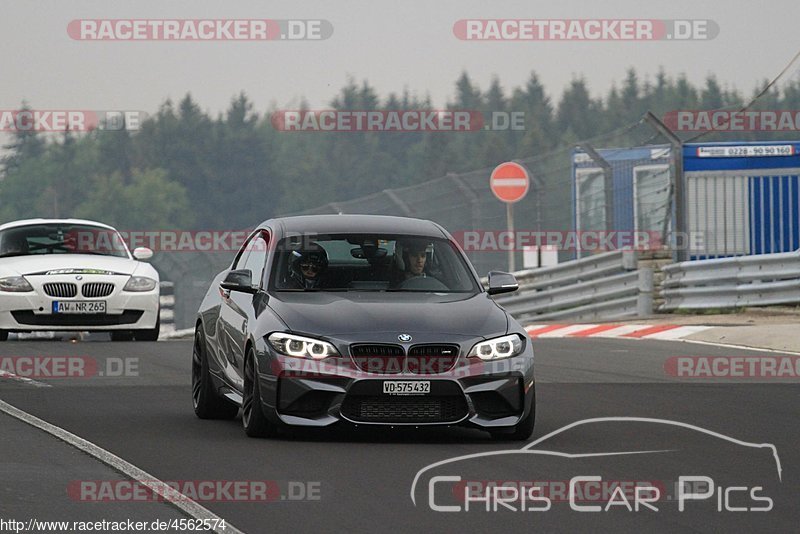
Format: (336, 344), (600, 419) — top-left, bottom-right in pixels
(490, 162), (529, 203)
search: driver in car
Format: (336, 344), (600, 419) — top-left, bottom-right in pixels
(390, 239), (432, 288)
(0, 235), (28, 257)
(288, 242), (329, 289)
(403, 241), (428, 279)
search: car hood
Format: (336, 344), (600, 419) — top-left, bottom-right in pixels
(267, 291), (508, 337)
(0, 254), (141, 277)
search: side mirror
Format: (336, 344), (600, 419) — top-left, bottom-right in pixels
(220, 269), (257, 294)
(132, 247), (153, 260)
(487, 271), (518, 295)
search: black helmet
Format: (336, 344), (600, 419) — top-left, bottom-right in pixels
(289, 242), (328, 286)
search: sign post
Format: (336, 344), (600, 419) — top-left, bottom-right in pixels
(490, 161), (530, 273)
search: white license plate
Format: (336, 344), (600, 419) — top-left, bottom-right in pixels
(52, 301), (107, 314)
(383, 380), (430, 395)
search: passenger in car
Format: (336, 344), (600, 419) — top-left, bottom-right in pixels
(288, 242), (329, 289)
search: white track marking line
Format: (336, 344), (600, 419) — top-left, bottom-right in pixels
(0, 370), (51, 388)
(0, 398), (244, 534)
(536, 324), (600, 337)
(642, 325), (712, 340)
(524, 324), (555, 334)
(588, 324), (652, 337)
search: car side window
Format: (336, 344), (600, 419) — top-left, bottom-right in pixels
(241, 234), (269, 288)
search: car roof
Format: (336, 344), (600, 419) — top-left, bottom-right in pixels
(263, 214), (449, 238)
(0, 218), (117, 232)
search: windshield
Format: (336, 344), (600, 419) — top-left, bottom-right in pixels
(0, 224), (129, 259)
(271, 233), (479, 293)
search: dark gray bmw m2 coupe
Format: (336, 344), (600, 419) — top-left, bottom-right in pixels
(192, 215), (535, 439)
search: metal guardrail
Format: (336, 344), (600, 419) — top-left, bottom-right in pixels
(159, 281), (176, 335)
(492, 250), (653, 321)
(660, 251), (800, 310)
(507, 249), (638, 291)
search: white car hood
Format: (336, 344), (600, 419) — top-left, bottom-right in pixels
(0, 254), (146, 278)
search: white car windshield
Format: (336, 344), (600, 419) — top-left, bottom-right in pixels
(0, 224), (129, 259)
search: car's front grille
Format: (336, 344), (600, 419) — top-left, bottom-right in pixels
(81, 282), (115, 298)
(350, 344), (460, 374)
(407, 344), (459, 374)
(42, 283), (77, 298)
(341, 395), (468, 423)
(11, 310), (142, 326)
(351, 344), (405, 374)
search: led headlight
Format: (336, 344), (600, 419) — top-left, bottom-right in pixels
(123, 276), (157, 292)
(267, 332), (339, 360)
(468, 334), (524, 361)
(0, 276), (33, 292)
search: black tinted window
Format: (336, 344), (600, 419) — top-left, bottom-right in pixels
(271, 233), (478, 293)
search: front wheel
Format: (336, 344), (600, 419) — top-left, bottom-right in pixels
(242, 348), (276, 438)
(490, 394), (535, 441)
(192, 328), (238, 420)
(0, 330), (8, 341)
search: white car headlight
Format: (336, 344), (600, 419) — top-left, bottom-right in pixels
(267, 332), (339, 360)
(468, 334), (524, 361)
(123, 276), (157, 292)
(0, 276), (33, 292)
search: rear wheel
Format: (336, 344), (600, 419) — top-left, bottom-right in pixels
(192, 328), (238, 419)
(110, 331), (134, 342)
(0, 330), (8, 341)
(242, 348), (276, 438)
(490, 394), (535, 441)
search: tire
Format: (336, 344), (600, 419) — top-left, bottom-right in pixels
(0, 330), (8, 341)
(490, 394), (536, 441)
(242, 348), (276, 438)
(192, 328), (239, 420)
(110, 331), (135, 341)
(135, 316), (160, 341)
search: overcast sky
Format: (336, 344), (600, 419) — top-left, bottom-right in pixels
(2, 0), (800, 118)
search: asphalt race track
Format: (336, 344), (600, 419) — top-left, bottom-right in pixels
(1, 337), (797, 533)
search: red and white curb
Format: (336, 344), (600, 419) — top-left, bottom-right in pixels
(525, 323), (712, 340)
